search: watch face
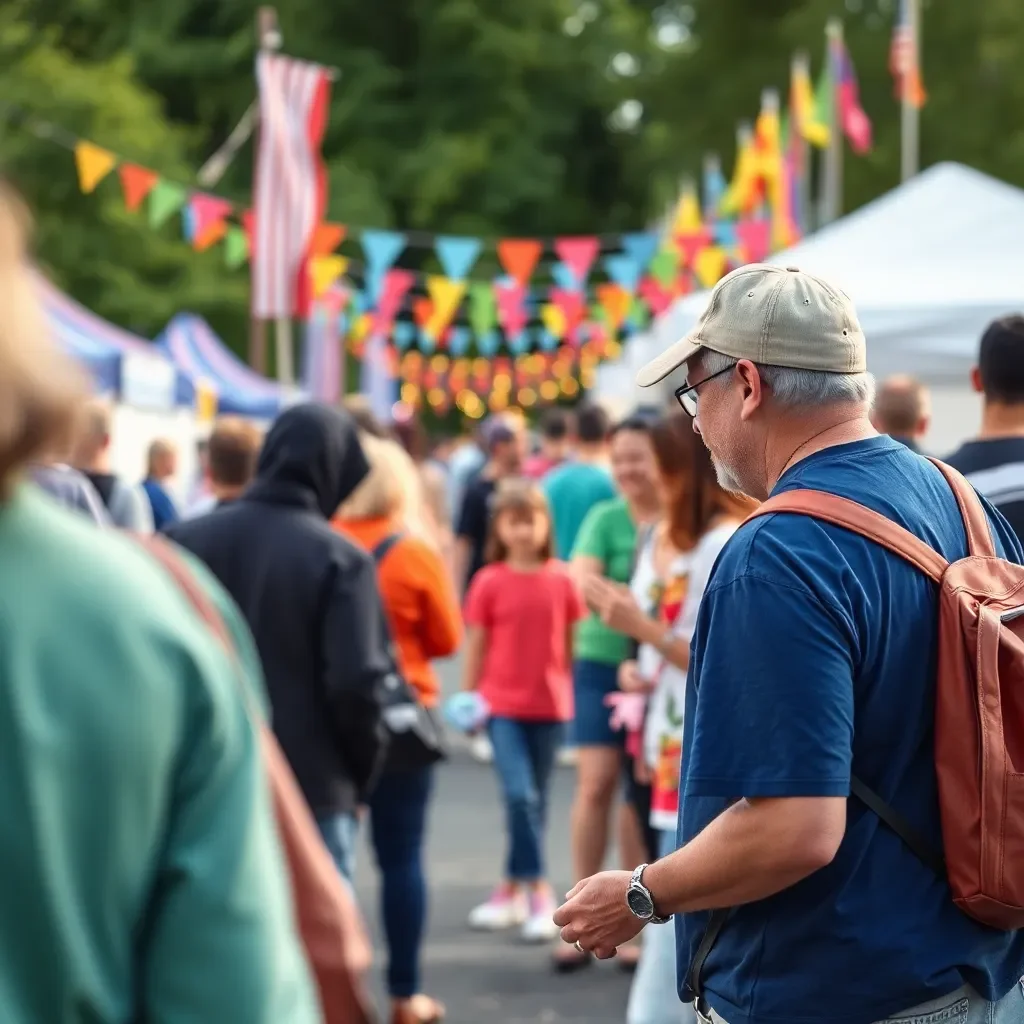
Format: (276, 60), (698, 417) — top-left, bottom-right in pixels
(627, 885), (654, 919)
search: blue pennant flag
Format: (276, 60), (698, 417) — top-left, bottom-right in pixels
(449, 325), (471, 356)
(508, 330), (530, 354)
(713, 219), (737, 248)
(392, 321), (416, 351)
(621, 232), (659, 274)
(361, 229), (406, 303)
(435, 236), (483, 281)
(418, 327), (436, 354)
(478, 328), (501, 357)
(551, 262), (580, 292)
(604, 254), (641, 294)
(538, 327), (558, 352)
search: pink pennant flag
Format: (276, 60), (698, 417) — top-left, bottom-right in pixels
(372, 268), (415, 335)
(191, 194), (234, 239)
(675, 228), (712, 269)
(551, 288), (586, 343)
(638, 276), (673, 316)
(554, 236), (600, 288)
(495, 281), (528, 337)
(736, 218), (772, 264)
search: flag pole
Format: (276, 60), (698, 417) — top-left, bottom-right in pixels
(900, 0), (921, 181)
(821, 18), (844, 226)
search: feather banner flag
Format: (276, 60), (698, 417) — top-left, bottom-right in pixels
(252, 52), (332, 319)
(118, 164), (159, 212)
(836, 38), (873, 154)
(74, 141), (117, 194)
(890, 0), (926, 108)
(791, 57), (830, 148)
(720, 124), (760, 217)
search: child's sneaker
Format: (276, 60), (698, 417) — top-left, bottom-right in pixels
(521, 887), (559, 943)
(469, 733), (494, 764)
(468, 884), (528, 930)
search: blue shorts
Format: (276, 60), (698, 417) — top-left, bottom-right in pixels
(572, 658), (624, 747)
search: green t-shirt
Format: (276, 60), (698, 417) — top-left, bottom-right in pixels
(0, 485), (321, 1024)
(543, 461), (617, 560)
(571, 497), (638, 664)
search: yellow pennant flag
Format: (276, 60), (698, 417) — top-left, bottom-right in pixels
(311, 254), (349, 297)
(596, 283), (630, 330)
(541, 303), (567, 340)
(350, 312), (372, 343)
(694, 246), (729, 289)
(74, 141), (117, 194)
(425, 276), (467, 338)
(672, 187), (703, 237)
(792, 61), (829, 148)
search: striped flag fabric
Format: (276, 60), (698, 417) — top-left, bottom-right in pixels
(889, 0), (926, 108)
(252, 53), (332, 320)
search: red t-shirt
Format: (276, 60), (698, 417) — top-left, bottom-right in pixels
(464, 561), (584, 722)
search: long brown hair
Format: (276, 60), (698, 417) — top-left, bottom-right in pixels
(650, 412), (755, 550)
(484, 479), (554, 563)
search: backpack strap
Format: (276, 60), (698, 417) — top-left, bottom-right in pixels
(927, 458), (996, 558)
(371, 533), (404, 565)
(746, 490), (948, 582)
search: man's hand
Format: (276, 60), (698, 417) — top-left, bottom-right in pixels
(552, 870), (644, 960)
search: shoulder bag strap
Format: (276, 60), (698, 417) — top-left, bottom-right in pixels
(371, 532), (404, 566)
(927, 458), (995, 558)
(745, 490), (948, 582)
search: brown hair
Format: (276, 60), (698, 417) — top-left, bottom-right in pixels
(0, 183), (86, 498)
(207, 417), (262, 486)
(484, 479), (553, 563)
(650, 412), (755, 550)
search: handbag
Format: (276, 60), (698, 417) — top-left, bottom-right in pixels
(371, 534), (447, 773)
(140, 536), (378, 1024)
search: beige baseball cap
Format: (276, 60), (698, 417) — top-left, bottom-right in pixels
(635, 263), (866, 388)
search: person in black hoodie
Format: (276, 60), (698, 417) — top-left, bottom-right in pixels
(166, 403), (390, 882)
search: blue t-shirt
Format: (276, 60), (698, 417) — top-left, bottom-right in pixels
(543, 461), (616, 560)
(677, 436), (1024, 1024)
(143, 478), (179, 532)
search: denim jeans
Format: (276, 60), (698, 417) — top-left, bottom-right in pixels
(627, 828), (694, 1024)
(368, 766), (435, 999)
(488, 717), (564, 880)
(703, 981), (1024, 1024)
(316, 810), (359, 884)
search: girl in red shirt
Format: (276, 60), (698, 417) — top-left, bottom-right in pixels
(462, 481), (584, 943)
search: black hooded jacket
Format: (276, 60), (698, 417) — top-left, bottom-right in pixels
(166, 404), (390, 816)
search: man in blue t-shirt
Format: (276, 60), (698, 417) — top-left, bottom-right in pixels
(553, 265), (1024, 1024)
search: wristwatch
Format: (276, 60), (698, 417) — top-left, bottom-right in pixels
(626, 863), (669, 924)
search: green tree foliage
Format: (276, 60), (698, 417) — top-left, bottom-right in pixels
(3, 0), (1024, 355)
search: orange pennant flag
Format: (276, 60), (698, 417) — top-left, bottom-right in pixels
(118, 164), (159, 212)
(74, 141), (117, 194)
(595, 283), (631, 330)
(194, 220), (228, 253)
(312, 222), (347, 255)
(497, 239), (543, 285)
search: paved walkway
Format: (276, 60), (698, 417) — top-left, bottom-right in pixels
(353, 656), (636, 1023)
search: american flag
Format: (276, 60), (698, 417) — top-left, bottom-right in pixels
(252, 53), (332, 320)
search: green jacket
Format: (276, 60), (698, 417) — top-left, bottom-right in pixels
(0, 485), (321, 1024)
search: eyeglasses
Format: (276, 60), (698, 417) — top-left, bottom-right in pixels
(673, 362), (736, 417)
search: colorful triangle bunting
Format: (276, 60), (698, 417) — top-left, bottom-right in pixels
(496, 239), (543, 286)
(312, 222), (347, 256)
(436, 236), (483, 281)
(554, 236), (600, 288)
(361, 229), (407, 302)
(118, 164), (159, 212)
(147, 180), (188, 229)
(311, 255), (350, 298)
(195, 221), (228, 252)
(223, 225), (249, 269)
(74, 141), (117, 194)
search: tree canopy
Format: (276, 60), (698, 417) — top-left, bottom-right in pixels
(2, 0), (1023, 354)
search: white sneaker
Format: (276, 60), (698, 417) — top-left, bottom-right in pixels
(556, 746), (578, 768)
(469, 734), (494, 763)
(468, 884), (528, 930)
(521, 888), (559, 943)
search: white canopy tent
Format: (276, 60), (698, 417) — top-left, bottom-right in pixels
(596, 162), (1024, 451)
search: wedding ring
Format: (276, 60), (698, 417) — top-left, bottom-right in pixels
(574, 940), (585, 954)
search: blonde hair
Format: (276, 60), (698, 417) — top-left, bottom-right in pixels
(0, 184), (86, 497)
(337, 431), (425, 525)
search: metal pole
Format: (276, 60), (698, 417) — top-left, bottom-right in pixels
(821, 19), (844, 226)
(900, 0), (921, 182)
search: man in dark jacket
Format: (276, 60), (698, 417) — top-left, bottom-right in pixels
(166, 403), (390, 882)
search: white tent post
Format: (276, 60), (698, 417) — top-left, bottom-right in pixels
(821, 19), (844, 226)
(901, 0), (921, 182)
(275, 316), (294, 385)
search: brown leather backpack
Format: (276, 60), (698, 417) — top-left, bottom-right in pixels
(141, 537), (377, 1024)
(750, 457), (1024, 929)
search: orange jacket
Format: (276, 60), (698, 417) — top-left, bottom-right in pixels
(334, 517), (461, 708)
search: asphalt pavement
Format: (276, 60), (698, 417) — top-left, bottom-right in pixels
(353, 655), (636, 1024)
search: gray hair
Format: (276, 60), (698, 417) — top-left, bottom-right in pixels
(699, 349), (875, 408)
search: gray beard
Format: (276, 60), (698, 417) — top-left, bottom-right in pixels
(711, 455), (751, 498)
